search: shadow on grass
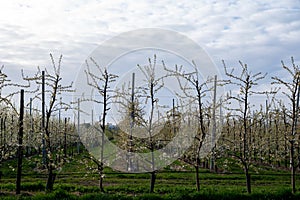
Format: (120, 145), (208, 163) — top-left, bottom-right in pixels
(0, 188), (299, 200)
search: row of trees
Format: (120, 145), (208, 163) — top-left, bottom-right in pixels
(81, 57), (300, 193)
(79, 55), (299, 194)
(0, 54), (299, 195)
(0, 55), (79, 194)
(0, 103), (77, 160)
(78, 55), (216, 192)
(217, 58), (300, 193)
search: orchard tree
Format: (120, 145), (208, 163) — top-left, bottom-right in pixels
(277, 100), (290, 168)
(223, 60), (268, 194)
(0, 65), (31, 191)
(0, 66), (15, 185)
(23, 54), (73, 192)
(113, 74), (146, 170)
(84, 57), (118, 192)
(113, 55), (168, 193)
(271, 104), (287, 167)
(272, 57), (300, 193)
(136, 55), (165, 193)
(0, 65), (41, 195)
(164, 61), (217, 191)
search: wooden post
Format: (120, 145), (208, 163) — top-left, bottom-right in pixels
(77, 98), (80, 154)
(16, 89), (24, 194)
(58, 98), (61, 148)
(210, 75), (217, 171)
(29, 98), (33, 155)
(3, 117), (6, 155)
(0, 117), (2, 147)
(91, 109), (94, 126)
(42, 71), (46, 165)
(64, 118), (67, 158)
(172, 98), (175, 134)
(128, 73), (135, 171)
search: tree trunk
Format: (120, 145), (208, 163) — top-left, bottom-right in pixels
(150, 171), (156, 193)
(99, 175), (104, 192)
(291, 142), (296, 193)
(46, 165), (56, 192)
(99, 164), (104, 193)
(245, 167), (251, 194)
(291, 164), (296, 194)
(195, 165), (200, 192)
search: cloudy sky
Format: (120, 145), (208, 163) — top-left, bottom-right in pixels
(1, 0), (300, 94)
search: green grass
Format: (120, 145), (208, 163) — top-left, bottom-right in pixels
(0, 188), (299, 200)
(0, 149), (300, 199)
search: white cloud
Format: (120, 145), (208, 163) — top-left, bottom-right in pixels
(0, 0), (299, 90)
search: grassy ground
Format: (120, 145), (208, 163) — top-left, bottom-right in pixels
(0, 150), (299, 199)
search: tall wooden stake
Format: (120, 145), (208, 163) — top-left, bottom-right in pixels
(64, 117), (67, 158)
(77, 98), (80, 154)
(172, 98), (176, 135)
(29, 98), (33, 155)
(128, 73), (135, 171)
(91, 109), (94, 126)
(16, 89), (24, 194)
(42, 71), (46, 165)
(210, 75), (217, 171)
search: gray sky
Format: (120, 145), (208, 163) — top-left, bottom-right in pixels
(1, 0), (300, 109)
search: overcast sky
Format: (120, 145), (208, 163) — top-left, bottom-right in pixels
(1, 0), (300, 97)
